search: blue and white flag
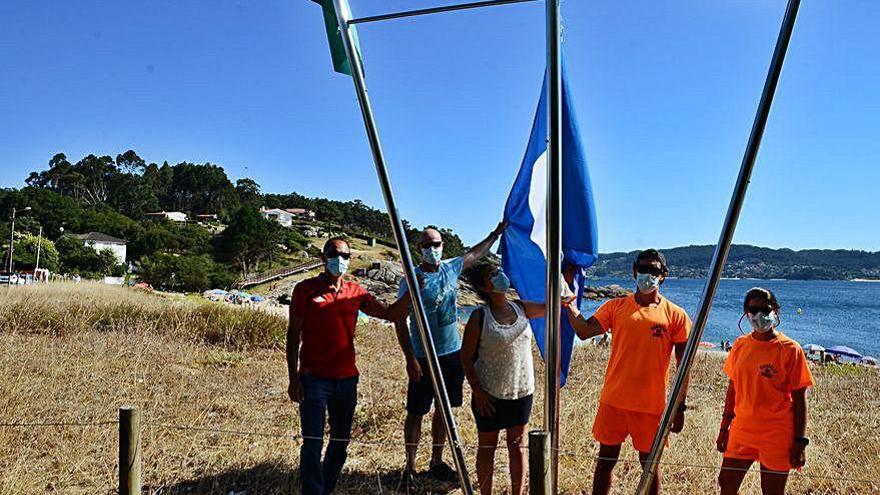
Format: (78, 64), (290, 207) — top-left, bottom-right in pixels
(501, 65), (599, 387)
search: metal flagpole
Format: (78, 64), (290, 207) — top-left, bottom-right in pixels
(545, 0), (563, 492)
(634, 1), (802, 493)
(330, 1), (474, 493)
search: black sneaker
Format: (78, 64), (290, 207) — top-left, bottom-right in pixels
(428, 461), (458, 483)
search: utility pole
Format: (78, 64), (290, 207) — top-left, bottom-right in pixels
(35, 226), (43, 279)
(7, 206), (32, 286)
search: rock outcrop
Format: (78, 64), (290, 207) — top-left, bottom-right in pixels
(269, 259), (631, 309)
(359, 260), (630, 306)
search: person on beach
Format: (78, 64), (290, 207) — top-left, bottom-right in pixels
(460, 263), (546, 495)
(395, 222), (507, 488)
(564, 249), (692, 495)
(286, 237), (412, 495)
(716, 287), (814, 495)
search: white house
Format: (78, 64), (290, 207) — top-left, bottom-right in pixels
(260, 207), (294, 228)
(146, 211), (188, 223)
(73, 232), (127, 263)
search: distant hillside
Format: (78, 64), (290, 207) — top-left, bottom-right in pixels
(587, 245), (880, 281)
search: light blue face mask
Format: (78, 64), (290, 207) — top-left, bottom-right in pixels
(635, 272), (661, 294)
(326, 257), (349, 277)
(422, 246), (442, 265)
(748, 311), (778, 333)
(491, 271), (511, 294)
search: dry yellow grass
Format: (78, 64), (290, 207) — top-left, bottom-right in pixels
(1, 283), (878, 494)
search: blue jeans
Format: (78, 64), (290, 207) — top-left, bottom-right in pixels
(299, 373), (358, 495)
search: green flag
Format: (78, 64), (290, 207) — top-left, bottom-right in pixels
(311, 0), (361, 75)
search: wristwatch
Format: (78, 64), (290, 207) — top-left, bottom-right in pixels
(794, 436), (810, 446)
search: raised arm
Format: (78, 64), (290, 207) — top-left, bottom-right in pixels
(462, 221), (507, 269)
(563, 300), (606, 340)
(518, 300), (547, 319)
(286, 306), (304, 403)
(519, 293), (575, 319)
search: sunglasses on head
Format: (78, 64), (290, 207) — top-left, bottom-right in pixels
(635, 265), (664, 277)
(746, 305), (773, 315)
(326, 251), (351, 260)
(423, 241), (442, 248)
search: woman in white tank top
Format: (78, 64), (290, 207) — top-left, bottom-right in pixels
(461, 263), (547, 495)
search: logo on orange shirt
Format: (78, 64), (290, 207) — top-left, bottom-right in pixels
(650, 325), (667, 338)
(759, 363), (779, 378)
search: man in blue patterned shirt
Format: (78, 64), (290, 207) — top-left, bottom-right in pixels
(395, 223), (506, 487)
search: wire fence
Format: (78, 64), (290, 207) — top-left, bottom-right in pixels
(1, 417), (878, 487)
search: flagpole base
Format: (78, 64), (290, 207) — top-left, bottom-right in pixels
(529, 430), (551, 495)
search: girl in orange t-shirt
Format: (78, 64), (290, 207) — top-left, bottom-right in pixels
(716, 287), (814, 495)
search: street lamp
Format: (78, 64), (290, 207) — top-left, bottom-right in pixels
(7, 206), (32, 286)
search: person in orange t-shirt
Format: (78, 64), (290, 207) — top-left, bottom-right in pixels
(717, 287), (814, 495)
(565, 249), (692, 495)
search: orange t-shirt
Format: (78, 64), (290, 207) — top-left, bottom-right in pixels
(723, 333), (814, 444)
(592, 295), (692, 415)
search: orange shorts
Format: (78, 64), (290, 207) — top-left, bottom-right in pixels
(592, 402), (664, 453)
(724, 428), (792, 472)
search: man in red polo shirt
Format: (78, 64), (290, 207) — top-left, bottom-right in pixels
(287, 237), (410, 495)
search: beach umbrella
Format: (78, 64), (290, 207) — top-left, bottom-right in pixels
(825, 345), (863, 359)
(803, 343), (825, 353)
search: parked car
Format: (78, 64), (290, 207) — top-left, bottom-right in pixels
(0, 272), (20, 285)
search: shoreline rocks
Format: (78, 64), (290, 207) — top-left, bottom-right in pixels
(582, 283), (631, 300)
(268, 260), (633, 308)
(360, 260), (631, 306)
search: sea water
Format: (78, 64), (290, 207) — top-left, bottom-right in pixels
(461, 278), (880, 359)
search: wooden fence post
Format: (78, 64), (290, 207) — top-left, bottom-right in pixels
(529, 430), (550, 495)
(119, 406), (141, 495)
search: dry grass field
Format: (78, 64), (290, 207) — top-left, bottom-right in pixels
(1, 283), (878, 494)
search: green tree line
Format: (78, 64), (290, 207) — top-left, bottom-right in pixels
(1, 150), (468, 291)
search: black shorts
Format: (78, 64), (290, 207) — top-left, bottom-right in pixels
(406, 350), (464, 416)
(472, 393), (533, 432)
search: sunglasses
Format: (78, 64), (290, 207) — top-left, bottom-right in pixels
(423, 241), (442, 248)
(746, 305), (773, 315)
(326, 252), (351, 260)
(635, 265), (664, 277)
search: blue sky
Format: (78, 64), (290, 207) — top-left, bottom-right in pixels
(1, 1), (877, 252)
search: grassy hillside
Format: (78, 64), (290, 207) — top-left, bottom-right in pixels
(1, 284), (878, 494)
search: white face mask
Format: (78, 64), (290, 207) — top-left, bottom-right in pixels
(748, 311), (778, 333)
(635, 273), (661, 294)
(421, 246), (442, 265)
